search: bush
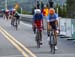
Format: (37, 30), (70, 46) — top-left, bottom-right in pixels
(17, 8), (32, 15)
(55, 4), (67, 17)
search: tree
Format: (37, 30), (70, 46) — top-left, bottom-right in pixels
(40, 1), (44, 10)
(62, 4), (67, 17)
(55, 3), (62, 17)
(58, 6), (62, 17)
(17, 7), (21, 13)
(32, 6), (36, 14)
(66, 0), (75, 18)
(55, 3), (67, 17)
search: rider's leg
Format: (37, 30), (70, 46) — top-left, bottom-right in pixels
(39, 30), (43, 45)
(47, 22), (52, 41)
(33, 26), (36, 34)
(39, 30), (42, 41)
(54, 30), (57, 45)
(53, 21), (58, 49)
(54, 30), (58, 50)
(54, 20), (58, 45)
(47, 22), (51, 37)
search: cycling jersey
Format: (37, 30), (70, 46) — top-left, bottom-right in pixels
(33, 13), (43, 21)
(42, 8), (49, 16)
(33, 13), (43, 30)
(47, 13), (58, 22)
(14, 13), (20, 19)
(5, 11), (9, 16)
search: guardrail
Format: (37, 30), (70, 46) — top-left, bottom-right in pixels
(19, 14), (33, 22)
(20, 14), (75, 40)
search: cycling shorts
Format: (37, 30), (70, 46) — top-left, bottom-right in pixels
(49, 20), (57, 30)
(34, 20), (43, 30)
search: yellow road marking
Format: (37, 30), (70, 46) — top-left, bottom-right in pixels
(0, 26), (37, 57)
(0, 29), (29, 57)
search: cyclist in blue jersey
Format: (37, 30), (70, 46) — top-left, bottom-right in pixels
(47, 8), (59, 49)
(32, 9), (43, 44)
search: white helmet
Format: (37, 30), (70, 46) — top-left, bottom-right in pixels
(6, 9), (9, 12)
(13, 8), (16, 11)
(34, 9), (41, 14)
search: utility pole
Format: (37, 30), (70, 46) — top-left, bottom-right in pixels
(5, 0), (7, 10)
(40, 0), (41, 10)
(21, 7), (22, 15)
(56, 0), (59, 15)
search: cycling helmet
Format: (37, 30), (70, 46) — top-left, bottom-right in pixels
(34, 9), (41, 14)
(6, 9), (9, 12)
(13, 8), (16, 11)
(49, 8), (55, 15)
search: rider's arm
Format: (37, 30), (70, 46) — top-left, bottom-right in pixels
(41, 14), (44, 28)
(55, 14), (59, 27)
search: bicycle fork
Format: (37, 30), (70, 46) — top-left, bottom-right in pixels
(49, 31), (56, 54)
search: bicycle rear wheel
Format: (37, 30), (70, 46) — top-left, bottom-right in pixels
(50, 44), (55, 54)
(36, 30), (41, 48)
(37, 40), (40, 48)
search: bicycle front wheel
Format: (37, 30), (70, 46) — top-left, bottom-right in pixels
(50, 45), (55, 54)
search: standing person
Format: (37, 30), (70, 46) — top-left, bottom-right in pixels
(42, 5), (49, 30)
(47, 8), (59, 49)
(32, 9), (44, 44)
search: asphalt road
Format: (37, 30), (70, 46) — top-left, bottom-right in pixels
(0, 17), (75, 57)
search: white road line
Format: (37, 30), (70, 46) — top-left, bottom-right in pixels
(0, 29), (29, 57)
(0, 26), (37, 57)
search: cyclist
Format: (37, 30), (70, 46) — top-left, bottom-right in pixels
(32, 9), (43, 44)
(5, 9), (9, 20)
(47, 8), (59, 49)
(14, 11), (20, 24)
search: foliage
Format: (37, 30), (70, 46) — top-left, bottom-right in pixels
(66, 0), (75, 18)
(17, 8), (32, 15)
(55, 3), (67, 17)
